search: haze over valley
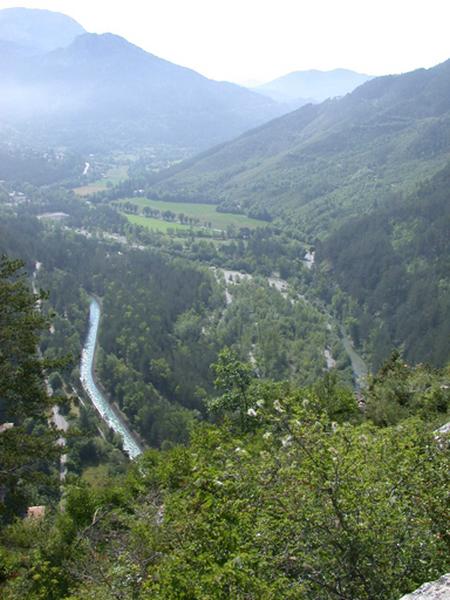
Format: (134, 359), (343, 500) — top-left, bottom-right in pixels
(0, 5), (449, 599)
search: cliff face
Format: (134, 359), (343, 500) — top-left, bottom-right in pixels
(400, 575), (450, 599)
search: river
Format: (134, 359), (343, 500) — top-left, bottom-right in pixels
(339, 326), (368, 389)
(80, 298), (142, 459)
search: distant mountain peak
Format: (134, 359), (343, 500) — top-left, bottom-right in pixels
(70, 32), (137, 51)
(0, 17), (284, 151)
(64, 32), (146, 58)
(254, 68), (373, 105)
(0, 6), (86, 53)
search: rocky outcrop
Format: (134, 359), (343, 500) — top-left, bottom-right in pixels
(399, 574), (450, 599)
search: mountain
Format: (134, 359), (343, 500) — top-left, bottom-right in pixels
(0, 12), (284, 152)
(318, 160), (450, 368)
(0, 7), (85, 53)
(149, 59), (450, 234)
(254, 68), (373, 105)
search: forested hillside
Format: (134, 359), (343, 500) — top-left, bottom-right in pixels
(0, 215), (448, 597)
(317, 161), (450, 368)
(148, 59), (450, 236)
(1, 313), (449, 598)
(0, 145), (84, 185)
(1, 4), (449, 599)
(0, 200), (346, 445)
(119, 58), (450, 370)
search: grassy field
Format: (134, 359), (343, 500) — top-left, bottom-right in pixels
(117, 197), (264, 229)
(125, 213), (195, 233)
(124, 214), (238, 246)
(74, 166), (129, 196)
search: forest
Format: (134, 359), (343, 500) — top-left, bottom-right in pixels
(317, 161), (450, 368)
(0, 263), (448, 598)
(1, 12), (450, 596)
(0, 176), (449, 598)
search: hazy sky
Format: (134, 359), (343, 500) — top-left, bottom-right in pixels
(2, 0), (450, 83)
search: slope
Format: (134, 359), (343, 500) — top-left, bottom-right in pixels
(149, 59), (450, 235)
(317, 160), (450, 368)
(0, 28), (283, 151)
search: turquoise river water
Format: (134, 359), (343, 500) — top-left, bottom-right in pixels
(80, 298), (142, 459)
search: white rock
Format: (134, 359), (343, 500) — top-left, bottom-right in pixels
(399, 574), (450, 599)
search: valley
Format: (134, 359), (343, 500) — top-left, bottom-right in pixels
(0, 6), (449, 600)
(74, 165), (128, 196)
(114, 197), (266, 240)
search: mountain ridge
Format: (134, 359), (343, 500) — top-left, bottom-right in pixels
(0, 13), (284, 152)
(0, 7), (86, 53)
(147, 58), (450, 234)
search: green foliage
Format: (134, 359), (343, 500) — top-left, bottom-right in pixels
(209, 347), (254, 431)
(139, 393), (448, 599)
(116, 196), (264, 231)
(215, 277), (339, 386)
(0, 256), (60, 522)
(1, 364), (449, 599)
(312, 371), (360, 422)
(365, 351), (450, 427)
(146, 61), (450, 240)
(0, 518), (71, 599)
(94, 251), (221, 444)
(0, 144), (84, 186)
(2, 58), (450, 600)
(319, 161), (450, 368)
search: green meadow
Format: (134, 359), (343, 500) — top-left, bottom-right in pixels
(117, 197), (265, 230)
(124, 213), (194, 233)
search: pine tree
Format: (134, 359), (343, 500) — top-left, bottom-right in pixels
(0, 256), (60, 521)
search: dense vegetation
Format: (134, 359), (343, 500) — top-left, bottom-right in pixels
(0, 236), (448, 600)
(0, 145), (85, 186)
(143, 59), (450, 238)
(0, 324), (448, 598)
(95, 251), (222, 445)
(0, 257), (61, 522)
(318, 161), (450, 368)
(0, 208), (347, 448)
(1, 16), (450, 597)
(91, 60), (450, 372)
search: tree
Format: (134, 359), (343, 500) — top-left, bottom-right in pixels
(143, 391), (449, 599)
(209, 348), (254, 431)
(0, 256), (60, 521)
(365, 351), (450, 426)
